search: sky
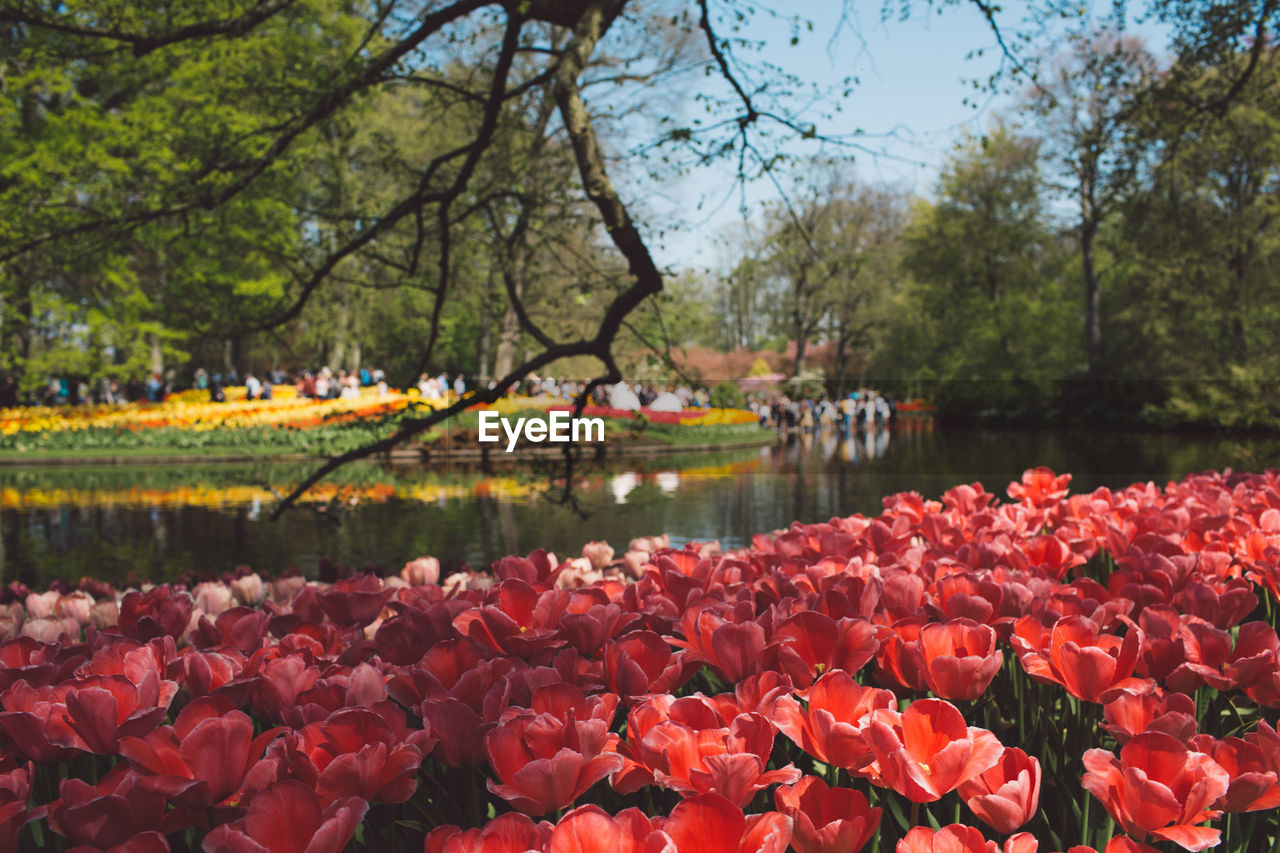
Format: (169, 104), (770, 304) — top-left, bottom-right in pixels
(643, 0), (1168, 273)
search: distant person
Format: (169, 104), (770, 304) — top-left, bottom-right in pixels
(0, 376), (18, 407)
(341, 373), (360, 399)
(146, 372), (164, 403)
(210, 374), (226, 403)
(245, 372), (262, 401)
(193, 367), (208, 390)
(260, 376), (274, 400)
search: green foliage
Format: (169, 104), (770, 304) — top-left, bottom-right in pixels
(2, 0), (1279, 435)
(710, 380), (745, 408)
(875, 127), (1077, 418)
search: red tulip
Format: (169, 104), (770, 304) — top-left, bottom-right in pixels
(425, 812), (553, 853)
(767, 611), (881, 686)
(0, 637), (60, 689)
(629, 711), (801, 806)
(1171, 577), (1257, 630)
(201, 780), (367, 853)
(957, 747), (1041, 834)
(895, 825), (990, 853)
(118, 586), (193, 642)
(547, 805), (658, 853)
(493, 549), (564, 587)
(120, 695), (282, 808)
(485, 703), (623, 815)
(64, 671), (177, 755)
(276, 705), (432, 804)
(925, 572), (1002, 624)
(669, 605), (767, 684)
(0, 679), (81, 762)
(316, 574), (390, 628)
(1100, 682), (1197, 745)
(1007, 466), (1071, 506)
(1081, 731), (1229, 850)
(1188, 732), (1280, 812)
(1014, 615), (1145, 703)
(452, 579), (566, 656)
(864, 699), (1004, 802)
(918, 619), (1003, 701)
(254, 653), (321, 722)
(1222, 621), (1279, 691)
(558, 599), (640, 655)
(601, 630), (698, 700)
(773, 669), (896, 772)
(0, 762), (41, 850)
(874, 617), (929, 691)
(898, 826), (1040, 853)
(774, 775), (880, 853)
(197, 607), (270, 655)
(47, 764), (168, 850)
(422, 696), (490, 767)
(658, 792), (793, 853)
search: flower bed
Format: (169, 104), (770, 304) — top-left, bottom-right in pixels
(546, 404), (758, 426)
(0, 467), (1278, 852)
(0, 394), (758, 455)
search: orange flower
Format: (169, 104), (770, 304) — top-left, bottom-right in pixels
(774, 775), (880, 853)
(1080, 731), (1229, 850)
(864, 699), (1004, 803)
(918, 619), (1003, 701)
(957, 747), (1041, 834)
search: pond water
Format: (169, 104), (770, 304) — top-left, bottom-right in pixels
(3, 420), (1278, 587)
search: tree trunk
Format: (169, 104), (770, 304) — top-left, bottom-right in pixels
(477, 268), (495, 384)
(793, 328), (807, 377)
(329, 288), (351, 370)
(832, 326), (850, 396)
(493, 303), (522, 381)
(149, 336), (164, 376)
(1082, 221), (1103, 379)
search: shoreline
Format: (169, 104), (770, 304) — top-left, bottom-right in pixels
(0, 429), (778, 467)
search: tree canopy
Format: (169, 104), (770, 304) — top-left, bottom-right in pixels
(2, 0), (1279, 486)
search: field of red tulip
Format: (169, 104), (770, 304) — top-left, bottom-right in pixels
(1, 467), (1279, 852)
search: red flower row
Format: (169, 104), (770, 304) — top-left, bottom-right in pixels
(0, 466), (1277, 851)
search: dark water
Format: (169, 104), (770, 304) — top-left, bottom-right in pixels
(3, 420), (1278, 586)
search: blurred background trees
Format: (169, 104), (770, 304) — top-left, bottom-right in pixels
(1, 0), (1278, 427)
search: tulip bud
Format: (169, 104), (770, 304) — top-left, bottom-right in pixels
(581, 541), (614, 570)
(401, 556), (440, 586)
(90, 599), (119, 629)
(620, 550), (647, 579)
(24, 590), (58, 620)
(230, 573), (266, 605)
(193, 582), (233, 616)
(22, 617), (73, 643)
(271, 575), (307, 605)
(56, 591), (94, 625)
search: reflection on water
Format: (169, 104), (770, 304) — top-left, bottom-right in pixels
(2, 420), (1278, 586)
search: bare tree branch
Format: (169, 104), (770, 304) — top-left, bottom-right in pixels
(0, 0), (298, 56)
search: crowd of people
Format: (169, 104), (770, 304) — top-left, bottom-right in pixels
(4, 366), (900, 434)
(750, 390), (896, 432)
